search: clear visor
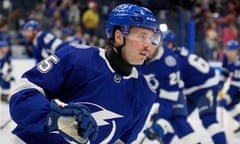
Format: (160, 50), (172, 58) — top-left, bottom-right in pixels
(125, 30), (161, 46)
(152, 30), (161, 46)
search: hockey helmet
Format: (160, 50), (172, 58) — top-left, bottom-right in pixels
(0, 40), (8, 48)
(225, 40), (240, 51)
(105, 3), (158, 42)
(161, 30), (177, 45)
(22, 20), (40, 31)
(62, 28), (74, 36)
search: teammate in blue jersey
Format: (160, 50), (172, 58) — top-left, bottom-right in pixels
(162, 30), (227, 144)
(218, 40), (240, 133)
(0, 40), (13, 102)
(138, 42), (200, 144)
(0, 15), (11, 45)
(22, 19), (65, 62)
(0, 15), (14, 102)
(62, 28), (83, 44)
(9, 3), (159, 144)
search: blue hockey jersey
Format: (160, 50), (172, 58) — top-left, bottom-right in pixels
(172, 47), (220, 96)
(9, 43), (156, 144)
(64, 36), (83, 45)
(222, 54), (240, 83)
(32, 31), (65, 62)
(138, 46), (187, 119)
(0, 40), (11, 81)
(221, 55), (240, 104)
(0, 40), (10, 67)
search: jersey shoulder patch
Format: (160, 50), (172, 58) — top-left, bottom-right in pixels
(165, 55), (176, 67)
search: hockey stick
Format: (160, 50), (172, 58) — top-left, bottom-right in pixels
(139, 134), (165, 144)
(0, 119), (11, 130)
(139, 136), (146, 144)
(217, 73), (232, 100)
(157, 138), (165, 144)
(217, 73), (232, 128)
(149, 133), (165, 144)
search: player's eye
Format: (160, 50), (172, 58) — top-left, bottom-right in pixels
(136, 34), (152, 42)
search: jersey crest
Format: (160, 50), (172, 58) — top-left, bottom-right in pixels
(165, 55), (176, 67)
(79, 102), (124, 143)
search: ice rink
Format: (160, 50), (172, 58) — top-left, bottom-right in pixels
(0, 58), (35, 144)
(1, 102), (240, 144)
(133, 107), (240, 144)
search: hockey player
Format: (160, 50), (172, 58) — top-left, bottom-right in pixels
(0, 15), (14, 102)
(162, 30), (227, 144)
(22, 19), (65, 62)
(138, 42), (200, 143)
(9, 3), (158, 144)
(218, 40), (240, 133)
(0, 40), (13, 102)
(62, 27), (83, 44)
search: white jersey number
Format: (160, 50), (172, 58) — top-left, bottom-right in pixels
(37, 55), (59, 73)
(144, 74), (159, 93)
(188, 54), (210, 74)
(169, 71), (181, 86)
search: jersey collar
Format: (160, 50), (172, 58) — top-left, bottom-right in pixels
(99, 48), (138, 79)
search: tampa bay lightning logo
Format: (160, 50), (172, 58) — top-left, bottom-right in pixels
(165, 56), (176, 67)
(115, 4), (132, 12)
(79, 102), (123, 143)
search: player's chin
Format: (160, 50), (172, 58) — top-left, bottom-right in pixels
(132, 57), (146, 65)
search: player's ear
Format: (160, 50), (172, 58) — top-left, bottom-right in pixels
(114, 29), (124, 46)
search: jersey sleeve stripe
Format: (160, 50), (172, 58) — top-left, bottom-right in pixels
(51, 39), (63, 52)
(206, 123), (224, 137)
(11, 78), (46, 96)
(183, 70), (220, 95)
(158, 89), (179, 101)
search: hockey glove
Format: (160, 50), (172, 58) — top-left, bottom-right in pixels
(218, 98), (228, 107)
(144, 123), (164, 140)
(47, 99), (99, 144)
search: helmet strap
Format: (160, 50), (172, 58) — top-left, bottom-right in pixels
(115, 37), (126, 56)
(111, 26), (126, 56)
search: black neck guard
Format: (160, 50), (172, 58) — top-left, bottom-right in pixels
(105, 47), (133, 76)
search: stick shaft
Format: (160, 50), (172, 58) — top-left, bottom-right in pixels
(0, 119), (11, 129)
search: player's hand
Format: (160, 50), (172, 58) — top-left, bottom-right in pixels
(47, 99), (99, 144)
(143, 123), (164, 140)
(217, 91), (225, 100)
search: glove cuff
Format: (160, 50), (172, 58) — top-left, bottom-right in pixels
(47, 111), (60, 132)
(156, 118), (174, 134)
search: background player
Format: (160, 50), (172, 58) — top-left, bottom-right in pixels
(162, 30), (227, 144)
(9, 3), (159, 144)
(0, 15), (14, 102)
(21, 19), (65, 63)
(62, 27), (83, 44)
(0, 40), (13, 102)
(218, 40), (240, 134)
(138, 38), (200, 143)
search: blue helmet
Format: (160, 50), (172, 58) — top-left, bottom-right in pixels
(62, 28), (74, 36)
(0, 40), (8, 48)
(161, 30), (177, 45)
(105, 3), (157, 39)
(22, 20), (40, 30)
(226, 40), (239, 51)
